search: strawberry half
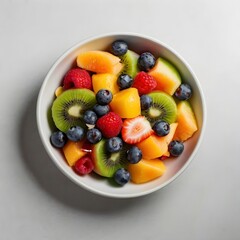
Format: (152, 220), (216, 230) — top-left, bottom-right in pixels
(121, 116), (153, 144)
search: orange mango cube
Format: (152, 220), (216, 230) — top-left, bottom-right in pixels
(173, 101), (198, 141)
(62, 140), (88, 166)
(110, 88), (141, 118)
(128, 159), (166, 184)
(137, 123), (178, 159)
(92, 73), (119, 95)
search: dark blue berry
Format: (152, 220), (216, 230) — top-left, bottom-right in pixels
(86, 128), (102, 144)
(93, 104), (110, 117)
(111, 40), (128, 56)
(117, 74), (133, 89)
(153, 120), (170, 136)
(138, 52), (156, 72)
(106, 137), (123, 153)
(127, 146), (142, 164)
(96, 89), (113, 105)
(114, 168), (130, 186)
(50, 131), (67, 148)
(140, 95), (152, 110)
(174, 83), (192, 100)
(66, 126), (85, 142)
(83, 110), (98, 125)
(168, 140), (184, 157)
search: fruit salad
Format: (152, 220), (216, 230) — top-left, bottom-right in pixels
(49, 40), (198, 186)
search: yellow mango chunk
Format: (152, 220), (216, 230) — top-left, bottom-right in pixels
(137, 123), (178, 159)
(62, 140), (87, 166)
(110, 88), (141, 118)
(148, 58), (181, 95)
(77, 51), (123, 75)
(55, 86), (64, 97)
(173, 101), (198, 141)
(92, 73), (119, 95)
(128, 159), (166, 184)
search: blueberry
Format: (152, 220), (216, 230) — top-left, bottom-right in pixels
(106, 137), (123, 153)
(153, 120), (170, 136)
(96, 89), (113, 105)
(140, 95), (152, 110)
(127, 146), (142, 164)
(138, 52), (156, 72)
(66, 126), (85, 142)
(168, 140), (184, 157)
(117, 74), (133, 90)
(50, 131), (67, 148)
(111, 40), (128, 56)
(93, 104), (110, 117)
(86, 128), (102, 144)
(174, 83), (192, 100)
(114, 168), (130, 186)
(83, 110), (98, 125)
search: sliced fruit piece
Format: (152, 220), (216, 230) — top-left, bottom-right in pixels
(128, 159), (166, 184)
(109, 88), (141, 118)
(136, 123), (178, 159)
(77, 51), (123, 75)
(119, 50), (139, 78)
(142, 91), (177, 125)
(92, 73), (119, 95)
(63, 140), (88, 166)
(173, 101), (198, 141)
(51, 89), (96, 132)
(91, 139), (128, 177)
(148, 57), (181, 95)
(55, 86), (64, 97)
(121, 116), (153, 144)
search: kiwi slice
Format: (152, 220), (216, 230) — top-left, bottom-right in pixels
(52, 89), (96, 132)
(92, 139), (129, 178)
(142, 91), (177, 125)
(120, 50), (139, 78)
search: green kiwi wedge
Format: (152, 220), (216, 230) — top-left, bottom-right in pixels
(120, 50), (139, 78)
(142, 91), (177, 125)
(52, 89), (96, 132)
(92, 139), (129, 178)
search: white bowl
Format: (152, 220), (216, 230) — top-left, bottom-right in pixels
(36, 32), (206, 198)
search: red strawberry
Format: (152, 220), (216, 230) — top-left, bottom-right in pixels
(96, 112), (123, 138)
(121, 116), (153, 144)
(74, 156), (94, 175)
(159, 155), (169, 160)
(63, 68), (92, 90)
(132, 71), (157, 95)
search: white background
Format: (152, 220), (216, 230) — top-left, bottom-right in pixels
(1, 0), (239, 239)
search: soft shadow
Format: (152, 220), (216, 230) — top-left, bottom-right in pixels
(18, 84), (158, 215)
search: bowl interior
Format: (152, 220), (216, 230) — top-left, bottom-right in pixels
(37, 33), (205, 198)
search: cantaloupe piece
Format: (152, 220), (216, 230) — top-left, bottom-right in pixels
(92, 73), (119, 95)
(137, 123), (178, 159)
(77, 51), (123, 75)
(62, 140), (87, 166)
(128, 159), (166, 184)
(148, 58), (181, 95)
(109, 88), (141, 118)
(173, 101), (198, 141)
